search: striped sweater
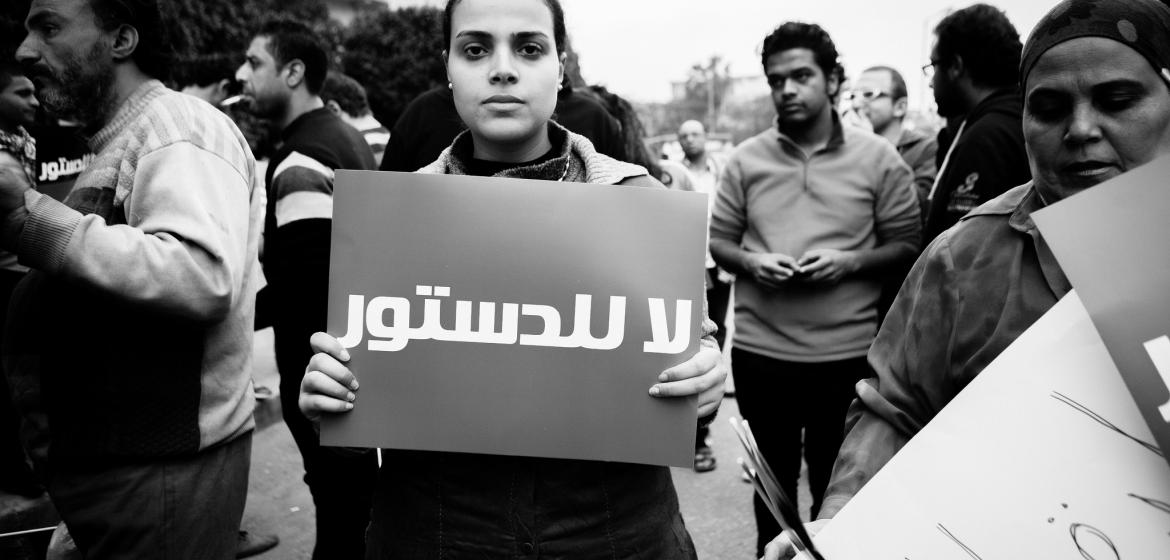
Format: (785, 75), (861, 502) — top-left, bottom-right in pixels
(1, 80), (265, 463)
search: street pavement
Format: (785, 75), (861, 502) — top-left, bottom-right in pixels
(244, 328), (813, 560)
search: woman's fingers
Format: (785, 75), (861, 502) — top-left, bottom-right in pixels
(299, 369), (357, 420)
(306, 350), (359, 391)
(649, 346), (726, 411)
(310, 331), (351, 363)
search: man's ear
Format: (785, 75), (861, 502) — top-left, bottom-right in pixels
(826, 67), (841, 99)
(283, 59), (306, 89)
(893, 97), (908, 119)
(109, 24), (139, 62)
(947, 55), (965, 80)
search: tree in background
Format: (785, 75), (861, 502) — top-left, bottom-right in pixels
(341, 4), (446, 129)
(684, 55), (733, 133)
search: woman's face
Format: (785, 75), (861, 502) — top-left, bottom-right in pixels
(446, 0), (564, 156)
(1024, 37), (1170, 203)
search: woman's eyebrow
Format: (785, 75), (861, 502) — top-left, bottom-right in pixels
(512, 31), (551, 42)
(454, 30), (493, 41)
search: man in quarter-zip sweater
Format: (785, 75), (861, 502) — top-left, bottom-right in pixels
(709, 22), (920, 557)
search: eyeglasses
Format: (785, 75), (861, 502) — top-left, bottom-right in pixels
(844, 89), (890, 102)
(922, 61), (941, 79)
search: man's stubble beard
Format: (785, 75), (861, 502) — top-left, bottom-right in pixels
(36, 43), (117, 128)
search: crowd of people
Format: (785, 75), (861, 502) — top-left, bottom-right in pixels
(0, 0), (1167, 558)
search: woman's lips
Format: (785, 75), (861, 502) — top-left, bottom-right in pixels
(1062, 161), (1117, 177)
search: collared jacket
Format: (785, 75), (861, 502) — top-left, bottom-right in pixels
(367, 122), (717, 560)
(821, 183), (1071, 517)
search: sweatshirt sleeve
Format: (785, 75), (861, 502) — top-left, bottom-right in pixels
(15, 141), (253, 323)
(820, 231), (959, 518)
(873, 149), (922, 250)
(708, 154), (746, 244)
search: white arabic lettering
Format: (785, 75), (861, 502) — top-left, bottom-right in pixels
(337, 285), (689, 354)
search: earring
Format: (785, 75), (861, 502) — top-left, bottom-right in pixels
(448, 82), (453, 90)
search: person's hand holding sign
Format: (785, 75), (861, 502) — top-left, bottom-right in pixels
(760, 521), (829, 560)
(301, 333), (727, 422)
(649, 340), (726, 418)
(300, 332), (360, 424)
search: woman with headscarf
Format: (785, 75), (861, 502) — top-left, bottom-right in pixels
(764, 0), (1170, 557)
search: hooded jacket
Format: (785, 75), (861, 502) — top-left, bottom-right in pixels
(924, 88), (1030, 242)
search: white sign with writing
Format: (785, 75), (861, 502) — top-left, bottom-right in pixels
(816, 292), (1170, 559)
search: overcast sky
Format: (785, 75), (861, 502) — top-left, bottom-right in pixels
(392, 0), (1053, 108)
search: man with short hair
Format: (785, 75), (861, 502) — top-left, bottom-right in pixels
(709, 21), (920, 556)
(236, 19), (377, 560)
(321, 72), (389, 166)
(851, 66), (938, 211)
(922, 3), (1030, 241)
(677, 119), (728, 473)
(175, 52), (238, 108)
(3, 0), (264, 557)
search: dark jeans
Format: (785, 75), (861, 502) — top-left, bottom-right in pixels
(277, 344), (378, 560)
(45, 433), (251, 560)
(731, 348), (869, 557)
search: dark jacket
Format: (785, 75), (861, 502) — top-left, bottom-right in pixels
(380, 85), (629, 172)
(258, 108), (376, 379)
(924, 88), (1030, 242)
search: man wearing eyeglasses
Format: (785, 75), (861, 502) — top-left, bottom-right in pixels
(921, 3), (1030, 242)
(850, 67), (938, 216)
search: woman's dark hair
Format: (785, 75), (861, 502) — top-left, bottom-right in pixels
(584, 84), (662, 179)
(443, 0), (566, 55)
(759, 21), (842, 81)
(89, 0), (180, 81)
(934, 3), (1021, 88)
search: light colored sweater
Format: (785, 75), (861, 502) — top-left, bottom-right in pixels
(2, 80), (265, 462)
(710, 122), (920, 362)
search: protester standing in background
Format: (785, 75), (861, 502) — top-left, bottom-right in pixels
(922, 3), (1030, 242)
(709, 21), (920, 556)
(236, 19), (377, 560)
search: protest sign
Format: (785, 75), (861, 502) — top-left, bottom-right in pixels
(321, 170), (709, 467)
(816, 293), (1170, 558)
(1034, 154), (1170, 466)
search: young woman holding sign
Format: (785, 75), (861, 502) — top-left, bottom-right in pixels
(298, 0), (725, 557)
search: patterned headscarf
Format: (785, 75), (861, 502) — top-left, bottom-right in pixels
(1020, 0), (1170, 87)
